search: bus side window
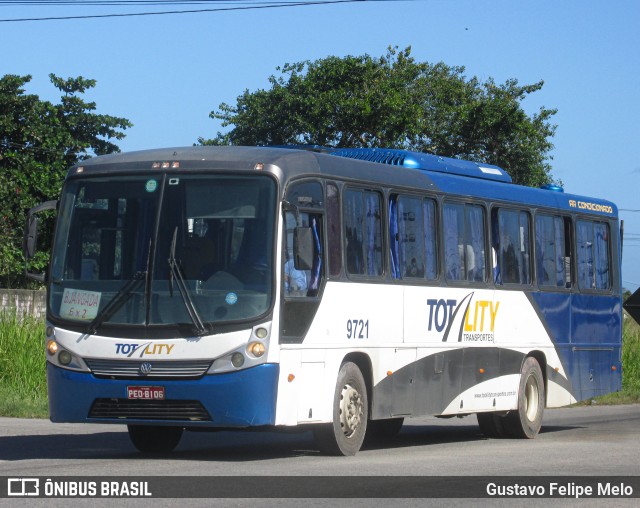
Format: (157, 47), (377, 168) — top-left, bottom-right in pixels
(283, 211), (324, 297)
(390, 195), (437, 280)
(344, 189), (383, 277)
(494, 208), (532, 285)
(326, 182), (342, 278)
(576, 219), (610, 290)
(444, 202), (485, 283)
(284, 181), (325, 297)
(535, 214), (569, 289)
(306, 216), (323, 295)
(564, 217), (573, 288)
(344, 189), (364, 275)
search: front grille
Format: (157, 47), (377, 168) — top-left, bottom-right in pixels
(85, 358), (212, 379)
(89, 398), (211, 421)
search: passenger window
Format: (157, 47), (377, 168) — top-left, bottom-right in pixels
(326, 182), (342, 278)
(535, 214), (570, 288)
(344, 189), (383, 277)
(493, 209), (532, 285)
(443, 202), (486, 282)
(390, 195), (437, 280)
(576, 220), (610, 290)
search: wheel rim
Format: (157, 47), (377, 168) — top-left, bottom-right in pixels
(339, 383), (363, 438)
(524, 374), (539, 422)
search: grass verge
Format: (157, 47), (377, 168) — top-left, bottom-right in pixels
(0, 312), (48, 418)
(0, 383), (48, 418)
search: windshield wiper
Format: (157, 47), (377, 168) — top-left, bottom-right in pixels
(86, 271), (146, 335)
(168, 226), (208, 336)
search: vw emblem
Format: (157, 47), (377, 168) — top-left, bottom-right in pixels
(139, 362), (153, 376)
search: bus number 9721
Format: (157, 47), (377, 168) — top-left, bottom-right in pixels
(347, 319), (369, 339)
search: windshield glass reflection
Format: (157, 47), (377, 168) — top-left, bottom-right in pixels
(49, 174), (276, 332)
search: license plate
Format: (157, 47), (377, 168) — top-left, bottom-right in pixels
(127, 386), (165, 400)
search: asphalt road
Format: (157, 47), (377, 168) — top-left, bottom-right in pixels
(0, 404), (638, 506)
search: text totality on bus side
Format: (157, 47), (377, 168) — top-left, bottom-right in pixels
(427, 296), (499, 343)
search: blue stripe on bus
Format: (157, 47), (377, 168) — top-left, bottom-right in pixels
(47, 362), (279, 427)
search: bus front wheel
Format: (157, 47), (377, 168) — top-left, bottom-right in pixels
(127, 425), (184, 453)
(314, 362), (368, 456)
(504, 356), (545, 439)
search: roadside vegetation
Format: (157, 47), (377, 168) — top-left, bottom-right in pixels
(0, 312), (48, 418)
(0, 311), (638, 419)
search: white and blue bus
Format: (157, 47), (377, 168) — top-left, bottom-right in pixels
(25, 146), (622, 455)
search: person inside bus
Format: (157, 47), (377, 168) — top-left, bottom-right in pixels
(284, 255), (307, 297)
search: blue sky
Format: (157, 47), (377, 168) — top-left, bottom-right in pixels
(2, 0), (640, 289)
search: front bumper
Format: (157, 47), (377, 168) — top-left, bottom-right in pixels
(47, 362), (279, 427)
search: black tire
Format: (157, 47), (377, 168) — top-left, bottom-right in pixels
(127, 425), (183, 453)
(476, 412), (507, 438)
(366, 417), (404, 442)
(503, 356), (545, 439)
(313, 362), (368, 456)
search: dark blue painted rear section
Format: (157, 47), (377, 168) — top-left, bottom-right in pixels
(529, 292), (622, 399)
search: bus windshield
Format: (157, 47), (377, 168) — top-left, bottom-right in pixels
(49, 173), (276, 333)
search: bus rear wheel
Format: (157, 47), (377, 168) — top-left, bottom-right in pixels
(127, 425), (184, 453)
(504, 356), (545, 439)
(314, 362), (368, 456)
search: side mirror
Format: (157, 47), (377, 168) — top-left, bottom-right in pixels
(293, 227), (314, 271)
(24, 214), (39, 259)
(23, 200), (57, 282)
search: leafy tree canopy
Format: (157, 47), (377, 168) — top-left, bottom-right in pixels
(201, 46), (557, 187)
(0, 73), (132, 288)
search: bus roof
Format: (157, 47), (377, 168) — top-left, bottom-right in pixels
(331, 147), (512, 183)
(69, 146), (618, 219)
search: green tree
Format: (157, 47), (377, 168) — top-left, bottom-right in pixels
(201, 46), (557, 187)
(0, 74), (132, 288)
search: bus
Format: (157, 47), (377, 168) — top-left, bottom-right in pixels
(24, 146), (622, 455)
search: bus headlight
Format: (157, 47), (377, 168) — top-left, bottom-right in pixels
(247, 341), (266, 358)
(231, 353), (245, 368)
(47, 339), (59, 356)
(208, 323), (272, 374)
(58, 350), (73, 366)
(45, 340), (89, 372)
